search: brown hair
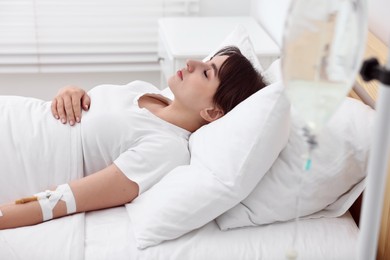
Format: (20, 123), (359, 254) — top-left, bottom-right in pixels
(213, 46), (266, 114)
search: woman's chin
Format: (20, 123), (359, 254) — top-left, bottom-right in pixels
(167, 77), (179, 90)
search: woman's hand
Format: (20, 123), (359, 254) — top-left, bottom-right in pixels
(51, 86), (91, 126)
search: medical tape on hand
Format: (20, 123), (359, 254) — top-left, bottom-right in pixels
(34, 190), (62, 221)
(56, 184), (77, 214)
(34, 184), (76, 221)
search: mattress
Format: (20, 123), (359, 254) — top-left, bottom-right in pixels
(84, 206), (358, 260)
(0, 206), (358, 259)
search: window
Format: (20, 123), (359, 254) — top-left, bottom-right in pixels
(0, 0), (199, 73)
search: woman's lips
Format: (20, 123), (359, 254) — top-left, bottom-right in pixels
(177, 70), (183, 80)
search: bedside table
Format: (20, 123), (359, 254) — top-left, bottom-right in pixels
(158, 16), (280, 87)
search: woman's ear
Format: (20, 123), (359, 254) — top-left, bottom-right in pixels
(200, 107), (224, 123)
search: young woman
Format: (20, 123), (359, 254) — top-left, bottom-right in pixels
(0, 47), (266, 230)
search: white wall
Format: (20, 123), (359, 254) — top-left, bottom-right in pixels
(368, 0), (390, 46)
(250, 0), (290, 47)
(0, 72), (160, 101)
(0, 0), (251, 100)
(250, 0), (390, 48)
(199, 0), (250, 16)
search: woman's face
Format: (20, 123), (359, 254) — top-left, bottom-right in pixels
(168, 55), (228, 114)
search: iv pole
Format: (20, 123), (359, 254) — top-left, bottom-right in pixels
(358, 53), (390, 259)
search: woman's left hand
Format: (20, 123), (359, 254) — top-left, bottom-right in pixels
(51, 86), (91, 126)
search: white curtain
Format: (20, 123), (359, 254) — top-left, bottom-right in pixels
(0, 0), (199, 73)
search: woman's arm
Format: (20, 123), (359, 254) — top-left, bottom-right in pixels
(51, 85), (91, 126)
(0, 164), (138, 230)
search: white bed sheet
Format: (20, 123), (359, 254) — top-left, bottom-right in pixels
(0, 206), (358, 260)
(85, 206), (358, 260)
(0, 213), (85, 260)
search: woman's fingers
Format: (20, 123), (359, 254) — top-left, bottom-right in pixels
(81, 94), (91, 112)
(51, 98), (60, 120)
(56, 96), (68, 124)
(63, 95), (76, 126)
(51, 86), (89, 125)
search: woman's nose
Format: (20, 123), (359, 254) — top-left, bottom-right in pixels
(186, 60), (195, 72)
(186, 60), (203, 73)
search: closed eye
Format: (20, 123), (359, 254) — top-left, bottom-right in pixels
(203, 70), (208, 78)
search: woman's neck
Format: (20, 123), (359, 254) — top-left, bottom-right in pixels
(138, 94), (203, 132)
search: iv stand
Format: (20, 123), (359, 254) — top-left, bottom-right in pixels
(358, 54), (390, 260)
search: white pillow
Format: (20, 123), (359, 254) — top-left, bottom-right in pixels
(203, 24), (263, 72)
(215, 64), (375, 230)
(126, 80), (290, 249)
(261, 58), (282, 85)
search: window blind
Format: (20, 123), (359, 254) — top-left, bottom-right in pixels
(0, 0), (199, 73)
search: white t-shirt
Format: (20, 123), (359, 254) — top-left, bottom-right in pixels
(81, 80), (190, 193)
(0, 81), (190, 203)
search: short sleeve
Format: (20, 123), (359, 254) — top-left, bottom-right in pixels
(114, 134), (190, 194)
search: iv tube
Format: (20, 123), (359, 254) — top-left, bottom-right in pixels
(286, 128), (318, 260)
